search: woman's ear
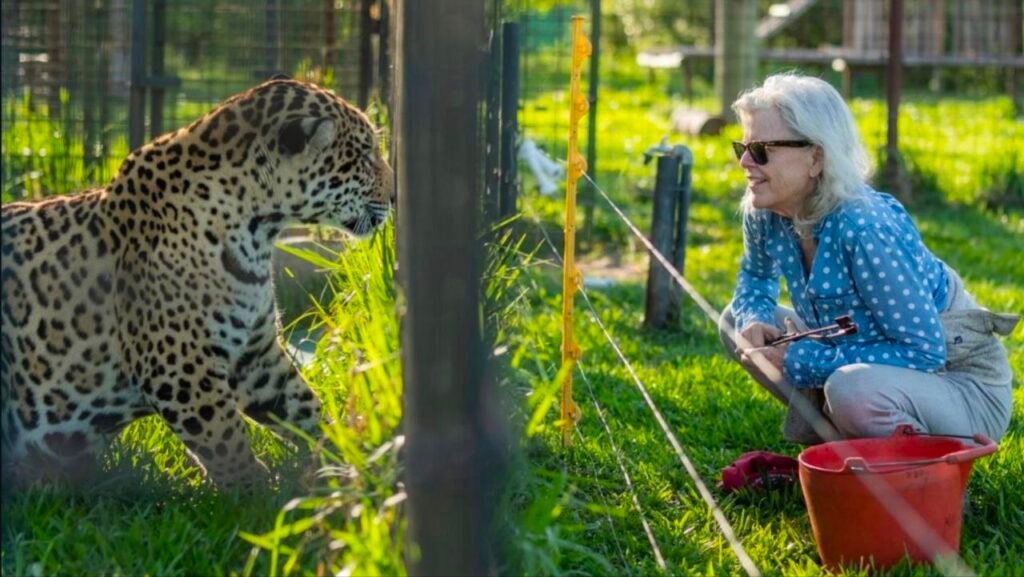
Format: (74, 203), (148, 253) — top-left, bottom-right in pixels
(810, 146), (824, 179)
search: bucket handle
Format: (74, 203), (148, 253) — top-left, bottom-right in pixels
(841, 428), (998, 473)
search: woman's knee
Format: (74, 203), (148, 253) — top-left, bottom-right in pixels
(824, 364), (895, 438)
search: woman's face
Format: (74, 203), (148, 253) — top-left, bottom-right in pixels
(737, 108), (821, 219)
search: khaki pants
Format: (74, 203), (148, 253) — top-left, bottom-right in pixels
(718, 303), (1014, 443)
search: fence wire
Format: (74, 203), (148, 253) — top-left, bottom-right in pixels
(2, 0), (375, 201)
(562, 166), (979, 576)
(525, 207), (667, 573)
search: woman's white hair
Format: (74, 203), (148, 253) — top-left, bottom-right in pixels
(731, 72), (873, 235)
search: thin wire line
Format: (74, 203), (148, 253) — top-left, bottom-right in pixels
(573, 426), (639, 577)
(511, 306), (633, 574)
(577, 365), (668, 573)
(577, 169), (977, 577)
(525, 208), (753, 576)
(575, 285), (762, 577)
(525, 209), (661, 574)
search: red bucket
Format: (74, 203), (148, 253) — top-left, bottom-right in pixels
(798, 425), (997, 571)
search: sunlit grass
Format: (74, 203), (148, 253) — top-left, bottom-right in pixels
(1, 222), (405, 577)
(506, 87), (1024, 574)
(2, 47), (1021, 577)
(500, 201), (1023, 574)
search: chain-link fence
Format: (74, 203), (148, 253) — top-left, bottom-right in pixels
(2, 0), (383, 201)
(510, 0), (1023, 208)
(3, 0), (1022, 207)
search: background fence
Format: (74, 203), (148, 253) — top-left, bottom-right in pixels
(2, 0), (382, 201)
(2, 0), (1022, 207)
(511, 0), (1023, 213)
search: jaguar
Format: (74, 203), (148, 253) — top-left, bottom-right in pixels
(1, 77), (392, 488)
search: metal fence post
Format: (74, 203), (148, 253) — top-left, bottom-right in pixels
(150, 0), (166, 139)
(499, 21), (520, 219)
(128, 0), (146, 150)
(484, 29), (502, 224)
(644, 144), (692, 330)
(397, 0), (501, 574)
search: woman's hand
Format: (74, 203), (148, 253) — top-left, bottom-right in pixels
(736, 321), (782, 350)
(737, 319), (795, 379)
(740, 342), (790, 377)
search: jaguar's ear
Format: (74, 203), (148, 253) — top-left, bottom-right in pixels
(278, 118), (337, 156)
(269, 73), (291, 81)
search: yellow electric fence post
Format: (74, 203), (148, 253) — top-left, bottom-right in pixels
(560, 15), (590, 446)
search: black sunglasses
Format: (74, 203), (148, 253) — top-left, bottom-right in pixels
(732, 140), (812, 165)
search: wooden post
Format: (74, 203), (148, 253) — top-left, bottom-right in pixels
(323, 0), (337, 81)
(715, 0), (757, 123)
(396, 0), (499, 574)
(499, 22), (520, 219)
(644, 147), (692, 330)
(265, 0), (279, 76)
(358, 0), (373, 108)
(83, 1), (99, 174)
(150, 0), (166, 139)
(671, 149), (693, 317)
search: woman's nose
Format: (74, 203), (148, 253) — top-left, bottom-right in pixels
(738, 150), (758, 169)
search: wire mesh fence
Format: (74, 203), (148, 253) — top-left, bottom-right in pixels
(510, 0), (1023, 210)
(2, 0), (380, 201)
(2, 0), (1022, 207)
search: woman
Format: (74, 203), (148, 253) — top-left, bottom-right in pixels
(719, 72), (1017, 445)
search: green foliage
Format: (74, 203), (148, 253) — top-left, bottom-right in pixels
(502, 81), (1024, 575)
(851, 97), (1024, 208)
(1, 222), (405, 576)
(236, 222), (405, 576)
(502, 201), (1024, 575)
(1, 89), (129, 202)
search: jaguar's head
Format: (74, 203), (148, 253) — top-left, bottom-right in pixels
(247, 79), (393, 238)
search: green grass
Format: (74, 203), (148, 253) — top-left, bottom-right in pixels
(1, 223), (405, 577)
(496, 200), (1023, 574)
(1, 88), (131, 202)
(2, 53), (1022, 576)
(499, 96), (1024, 574)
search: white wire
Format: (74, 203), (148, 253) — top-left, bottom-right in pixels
(575, 285), (762, 577)
(578, 168), (978, 577)
(525, 208), (759, 576)
(575, 403), (660, 575)
(525, 209), (665, 573)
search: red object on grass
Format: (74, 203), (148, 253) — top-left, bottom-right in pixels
(718, 450), (799, 494)
(798, 425), (997, 570)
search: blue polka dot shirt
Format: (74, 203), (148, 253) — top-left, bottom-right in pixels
(731, 188), (950, 388)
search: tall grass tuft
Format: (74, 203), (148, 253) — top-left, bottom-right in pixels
(240, 220), (405, 577)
